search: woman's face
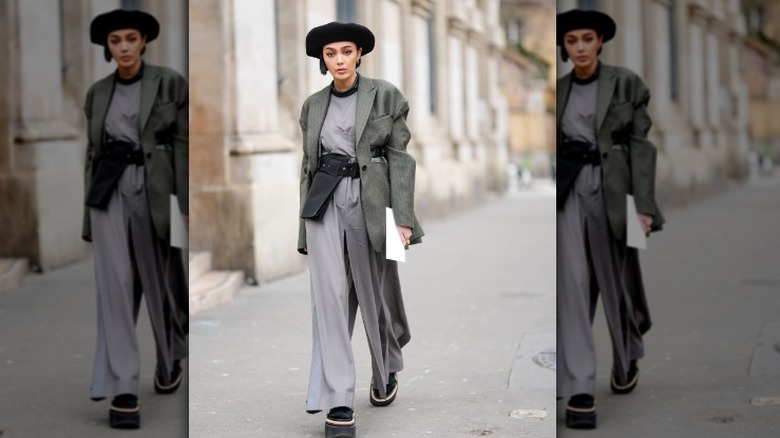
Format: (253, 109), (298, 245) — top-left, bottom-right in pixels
(322, 41), (361, 82)
(107, 28), (146, 71)
(563, 28), (602, 70)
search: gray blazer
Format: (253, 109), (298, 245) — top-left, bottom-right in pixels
(82, 64), (189, 242)
(557, 63), (664, 240)
(298, 76), (423, 253)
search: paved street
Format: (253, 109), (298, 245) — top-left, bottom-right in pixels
(557, 176), (780, 437)
(189, 182), (557, 437)
(0, 259), (188, 437)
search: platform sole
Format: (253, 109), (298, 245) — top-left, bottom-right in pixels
(565, 408), (596, 429)
(325, 423), (356, 437)
(109, 409), (140, 429)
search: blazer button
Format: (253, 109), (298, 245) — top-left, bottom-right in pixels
(361, 165), (367, 171)
(146, 152), (152, 159)
(602, 152), (608, 159)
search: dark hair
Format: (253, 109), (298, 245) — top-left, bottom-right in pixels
(319, 54), (362, 75)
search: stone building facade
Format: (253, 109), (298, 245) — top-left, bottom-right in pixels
(741, 0), (780, 165)
(189, 0), (509, 283)
(557, 0), (751, 204)
(500, 0), (556, 176)
(0, 0), (187, 270)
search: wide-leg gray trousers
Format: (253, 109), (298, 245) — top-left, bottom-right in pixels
(89, 165), (183, 399)
(557, 164), (642, 399)
(304, 176), (404, 412)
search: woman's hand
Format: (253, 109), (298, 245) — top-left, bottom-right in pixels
(397, 226), (413, 248)
(638, 213), (653, 235)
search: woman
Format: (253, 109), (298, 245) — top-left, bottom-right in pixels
(83, 9), (188, 429)
(298, 21), (422, 436)
(556, 9), (664, 429)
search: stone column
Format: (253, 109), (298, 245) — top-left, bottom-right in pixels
(190, 0), (303, 282)
(190, 0), (230, 264)
(705, 23), (720, 131)
(144, 0), (188, 76)
(409, 3), (433, 139)
(0, 0), (88, 269)
(446, 0), (469, 162)
(379, 0), (404, 90)
(688, 15), (706, 131)
(614, 0), (645, 76)
(305, 0), (336, 95)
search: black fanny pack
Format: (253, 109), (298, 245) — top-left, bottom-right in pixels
(85, 141), (144, 209)
(300, 153), (359, 220)
(557, 141), (599, 210)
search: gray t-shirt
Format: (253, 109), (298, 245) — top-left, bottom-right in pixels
(320, 92), (357, 157)
(105, 79), (142, 148)
(561, 79), (598, 148)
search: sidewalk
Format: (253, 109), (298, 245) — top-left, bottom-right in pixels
(557, 177), (780, 437)
(189, 184), (557, 437)
(0, 259), (188, 437)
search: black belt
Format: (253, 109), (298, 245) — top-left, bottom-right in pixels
(300, 154), (358, 220)
(317, 153), (359, 178)
(85, 141), (143, 209)
(103, 141), (145, 165)
(559, 141), (601, 165)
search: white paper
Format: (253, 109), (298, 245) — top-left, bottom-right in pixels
(385, 207), (406, 262)
(170, 195), (189, 249)
(626, 195), (646, 250)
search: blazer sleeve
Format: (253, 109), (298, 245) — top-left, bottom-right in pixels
(627, 78), (659, 218)
(385, 97), (415, 229)
(173, 76), (189, 214)
(81, 87), (96, 242)
(297, 101), (311, 254)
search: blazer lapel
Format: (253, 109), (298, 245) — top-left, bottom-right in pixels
(595, 63), (617, 135)
(139, 64), (161, 137)
(354, 76), (376, 147)
(557, 73), (572, 143)
(307, 87), (330, 158)
(91, 77), (114, 149)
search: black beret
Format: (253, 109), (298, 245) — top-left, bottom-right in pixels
(90, 9), (160, 45)
(557, 9), (616, 46)
(305, 22), (375, 58)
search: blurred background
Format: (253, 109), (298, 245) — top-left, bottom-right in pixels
(188, 0), (557, 312)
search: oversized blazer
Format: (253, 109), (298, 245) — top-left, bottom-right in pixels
(82, 63), (189, 242)
(298, 76), (423, 254)
(557, 63), (665, 240)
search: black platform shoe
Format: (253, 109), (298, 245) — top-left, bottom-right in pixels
(370, 372), (398, 407)
(154, 359), (183, 394)
(325, 406), (356, 438)
(611, 360), (639, 394)
(109, 393), (140, 429)
(565, 393), (596, 429)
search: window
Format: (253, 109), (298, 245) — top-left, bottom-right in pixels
(428, 13), (437, 113)
(337, 0), (356, 22)
(668, 0), (678, 102)
(577, 0), (598, 10)
(121, 0), (141, 9)
(275, 0), (282, 90)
